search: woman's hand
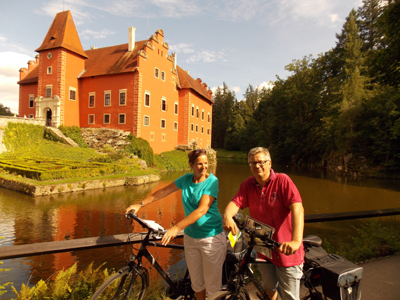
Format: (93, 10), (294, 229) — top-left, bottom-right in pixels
(161, 226), (181, 246)
(125, 204), (142, 215)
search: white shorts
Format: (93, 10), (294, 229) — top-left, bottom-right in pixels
(184, 232), (227, 296)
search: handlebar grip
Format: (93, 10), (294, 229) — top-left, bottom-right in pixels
(125, 209), (136, 219)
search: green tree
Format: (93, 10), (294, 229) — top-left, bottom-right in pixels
(0, 103), (13, 116)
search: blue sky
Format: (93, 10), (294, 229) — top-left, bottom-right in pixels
(0, 0), (361, 114)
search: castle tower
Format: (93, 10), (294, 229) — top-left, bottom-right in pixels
(34, 10), (88, 127)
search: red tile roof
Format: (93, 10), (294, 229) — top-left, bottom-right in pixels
(177, 66), (212, 102)
(80, 41), (146, 78)
(18, 67), (38, 85)
(36, 10), (88, 58)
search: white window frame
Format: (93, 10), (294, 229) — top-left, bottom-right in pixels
(144, 91), (150, 107)
(45, 85), (52, 98)
(161, 119), (166, 129)
(208, 112), (210, 123)
(118, 113), (126, 124)
(207, 128), (210, 135)
(196, 106), (199, 118)
(191, 104), (195, 117)
(144, 115), (150, 126)
(174, 121), (178, 131)
(191, 123), (194, 132)
(174, 102), (178, 115)
(161, 97), (167, 112)
(161, 133), (166, 142)
(88, 114), (95, 124)
(104, 91), (111, 106)
(150, 132), (155, 141)
(29, 94), (34, 108)
(47, 66), (52, 74)
(201, 126), (204, 134)
(69, 87), (77, 101)
(161, 71), (165, 81)
(119, 89), (127, 106)
(89, 92), (95, 108)
(28, 114), (34, 118)
(155, 68), (159, 78)
(104, 114), (110, 124)
(195, 125), (198, 132)
(202, 109), (205, 120)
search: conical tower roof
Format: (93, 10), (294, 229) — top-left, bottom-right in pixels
(36, 10), (88, 58)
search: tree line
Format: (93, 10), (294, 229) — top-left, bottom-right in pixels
(212, 0), (400, 174)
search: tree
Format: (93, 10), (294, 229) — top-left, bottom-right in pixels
(0, 104), (13, 116)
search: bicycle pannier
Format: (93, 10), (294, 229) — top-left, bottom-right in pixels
(319, 254), (363, 300)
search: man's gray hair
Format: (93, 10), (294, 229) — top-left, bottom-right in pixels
(248, 147), (271, 161)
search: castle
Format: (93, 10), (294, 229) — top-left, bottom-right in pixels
(18, 11), (213, 153)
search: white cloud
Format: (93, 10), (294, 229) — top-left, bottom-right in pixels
(257, 81), (274, 91)
(169, 43), (195, 54)
(80, 29), (116, 40)
(232, 86), (241, 94)
(0, 52), (33, 113)
(185, 50), (226, 64)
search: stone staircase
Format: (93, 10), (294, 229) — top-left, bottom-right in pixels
(47, 127), (79, 147)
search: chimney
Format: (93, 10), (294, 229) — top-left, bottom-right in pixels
(172, 52), (177, 69)
(35, 54), (39, 64)
(19, 68), (28, 81)
(128, 27), (136, 52)
(27, 60), (36, 71)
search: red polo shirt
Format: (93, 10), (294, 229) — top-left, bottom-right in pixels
(232, 169), (304, 267)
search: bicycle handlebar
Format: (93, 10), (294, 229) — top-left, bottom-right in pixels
(125, 209), (166, 237)
(232, 215), (281, 249)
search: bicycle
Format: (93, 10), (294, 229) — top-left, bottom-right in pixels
(90, 210), (195, 300)
(213, 216), (362, 300)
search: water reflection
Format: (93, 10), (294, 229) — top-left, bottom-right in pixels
(0, 160), (399, 299)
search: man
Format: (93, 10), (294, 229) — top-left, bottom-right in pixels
(224, 147), (304, 300)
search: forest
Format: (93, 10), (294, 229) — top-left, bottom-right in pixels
(211, 0), (400, 175)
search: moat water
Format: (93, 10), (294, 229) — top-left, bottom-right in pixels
(1, 158), (400, 298)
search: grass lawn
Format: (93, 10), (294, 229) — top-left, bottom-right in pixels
(214, 148), (246, 159)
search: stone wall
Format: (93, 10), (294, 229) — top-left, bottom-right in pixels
(81, 128), (131, 151)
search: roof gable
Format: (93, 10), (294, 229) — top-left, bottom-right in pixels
(35, 10), (88, 58)
(177, 66), (212, 102)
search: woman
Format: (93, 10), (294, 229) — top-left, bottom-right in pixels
(125, 149), (226, 300)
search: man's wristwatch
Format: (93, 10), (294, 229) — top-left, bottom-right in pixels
(139, 201), (144, 207)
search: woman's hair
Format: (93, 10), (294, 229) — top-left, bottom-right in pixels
(248, 147), (271, 161)
(188, 148), (207, 164)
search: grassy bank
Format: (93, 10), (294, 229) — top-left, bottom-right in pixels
(215, 148), (246, 160)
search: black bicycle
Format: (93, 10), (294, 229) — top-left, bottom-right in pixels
(213, 217), (362, 300)
(90, 210), (195, 300)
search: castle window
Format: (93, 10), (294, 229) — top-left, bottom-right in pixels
(201, 126), (204, 134)
(195, 125), (198, 132)
(207, 128), (210, 135)
(202, 109), (204, 120)
(162, 133), (166, 142)
(119, 114), (126, 124)
(104, 114), (110, 124)
(161, 119), (166, 129)
(191, 123), (194, 132)
(69, 88), (76, 101)
(208, 113), (210, 123)
(89, 93), (95, 108)
(196, 107), (199, 118)
(144, 115), (150, 126)
(47, 67), (52, 74)
(191, 104), (194, 117)
(29, 94), (34, 108)
(161, 71), (165, 81)
(119, 90), (127, 106)
(88, 114), (95, 124)
(29, 114), (34, 118)
(174, 122), (178, 131)
(45, 85), (52, 98)
(174, 102), (178, 115)
(161, 98), (166, 111)
(150, 132), (155, 141)
(155, 68), (159, 78)
(104, 91), (111, 106)
(144, 92), (150, 107)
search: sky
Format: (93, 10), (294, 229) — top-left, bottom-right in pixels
(0, 0), (362, 114)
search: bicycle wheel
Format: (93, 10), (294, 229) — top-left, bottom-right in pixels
(91, 266), (148, 300)
(211, 288), (250, 300)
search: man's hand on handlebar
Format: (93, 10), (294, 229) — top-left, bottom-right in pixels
(279, 240), (301, 255)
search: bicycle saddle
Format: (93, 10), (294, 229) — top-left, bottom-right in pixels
(303, 235), (323, 247)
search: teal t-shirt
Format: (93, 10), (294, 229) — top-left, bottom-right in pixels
(174, 173), (223, 239)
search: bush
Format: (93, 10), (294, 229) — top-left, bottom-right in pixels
(0, 237), (12, 297)
(11, 263), (112, 300)
(124, 134), (154, 166)
(58, 125), (89, 148)
(4, 123), (45, 151)
(154, 150), (189, 171)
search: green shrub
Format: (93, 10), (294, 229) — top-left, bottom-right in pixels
(0, 237), (12, 297)
(4, 123), (45, 151)
(154, 150), (189, 171)
(124, 134), (154, 166)
(58, 125), (89, 148)
(43, 128), (66, 144)
(11, 262), (112, 300)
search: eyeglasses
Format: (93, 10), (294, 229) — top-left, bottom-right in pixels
(248, 160), (269, 167)
(193, 149), (206, 154)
